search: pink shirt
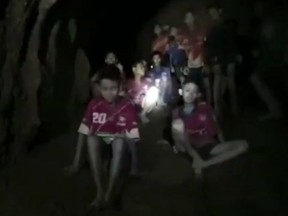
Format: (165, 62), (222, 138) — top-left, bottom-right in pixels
(152, 34), (169, 55)
(177, 26), (206, 65)
(173, 102), (218, 148)
(82, 97), (138, 135)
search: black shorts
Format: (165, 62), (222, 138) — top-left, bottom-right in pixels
(98, 137), (137, 159)
(185, 67), (206, 95)
(210, 55), (236, 76)
(196, 144), (216, 160)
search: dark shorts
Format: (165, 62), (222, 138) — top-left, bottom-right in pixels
(196, 144), (216, 160)
(174, 66), (185, 79)
(186, 67), (205, 84)
(209, 54), (236, 76)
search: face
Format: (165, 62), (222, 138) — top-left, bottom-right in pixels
(99, 79), (119, 103)
(209, 8), (221, 21)
(184, 12), (195, 25)
(170, 27), (178, 36)
(152, 54), (161, 66)
(182, 83), (200, 104)
(105, 52), (117, 65)
(133, 63), (145, 76)
(154, 24), (162, 35)
(168, 38), (176, 47)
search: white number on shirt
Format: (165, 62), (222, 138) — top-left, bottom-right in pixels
(92, 112), (107, 124)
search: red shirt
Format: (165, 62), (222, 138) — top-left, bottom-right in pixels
(177, 26), (206, 63)
(152, 34), (169, 55)
(82, 97), (138, 135)
(173, 102), (218, 148)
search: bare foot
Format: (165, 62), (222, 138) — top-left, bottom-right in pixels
(90, 197), (104, 210)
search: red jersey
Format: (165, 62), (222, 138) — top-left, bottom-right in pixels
(152, 34), (169, 55)
(173, 102), (218, 148)
(79, 97), (139, 137)
(177, 26), (206, 66)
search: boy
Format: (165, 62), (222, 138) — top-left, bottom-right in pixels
(79, 65), (139, 208)
(128, 60), (156, 118)
(149, 51), (172, 106)
(205, 3), (238, 117)
(172, 80), (248, 175)
(125, 60), (149, 175)
(165, 35), (187, 81)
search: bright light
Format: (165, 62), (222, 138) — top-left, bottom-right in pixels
(141, 86), (159, 109)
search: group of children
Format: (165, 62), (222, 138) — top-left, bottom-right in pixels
(64, 50), (248, 210)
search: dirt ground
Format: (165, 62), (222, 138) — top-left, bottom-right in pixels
(0, 103), (287, 216)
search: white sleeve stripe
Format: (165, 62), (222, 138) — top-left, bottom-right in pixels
(78, 123), (89, 135)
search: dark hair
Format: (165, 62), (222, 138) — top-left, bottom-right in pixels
(97, 65), (122, 84)
(168, 35), (176, 43)
(132, 60), (144, 68)
(151, 50), (162, 58)
(182, 78), (204, 94)
(105, 51), (116, 57)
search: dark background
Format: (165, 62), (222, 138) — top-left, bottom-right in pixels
(40, 0), (172, 71)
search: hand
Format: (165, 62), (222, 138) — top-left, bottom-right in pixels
(182, 67), (189, 75)
(117, 63), (123, 72)
(192, 157), (206, 170)
(64, 164), (79, 175)
(140, 114), (150, 124)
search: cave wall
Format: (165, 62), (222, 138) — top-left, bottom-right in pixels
(0, 0), (91, 161)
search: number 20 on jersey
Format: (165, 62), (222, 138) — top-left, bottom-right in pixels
(93, 112), (107, 124)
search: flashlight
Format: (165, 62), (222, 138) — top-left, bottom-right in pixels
(145, 86), (160, 105)
(141, 85), (160, 113)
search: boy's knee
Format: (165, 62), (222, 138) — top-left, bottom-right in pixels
(112, 138), (126, 154)
(172, 119), (185, 132)
(212, 65), (221, 75)
(237, 141), (249, 153)
(87, 136), (99, 145)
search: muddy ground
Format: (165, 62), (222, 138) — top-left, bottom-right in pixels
(0, 99), (287, 216)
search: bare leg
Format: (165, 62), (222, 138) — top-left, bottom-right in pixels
(105, 138), (126, 203)
(250, 73), (281, 120)
(87, 136), (104, 207)
(128, 140), (139, 176)
(212, 65), (223, 118)
(227, 63), (238, 115)
(171, 119), (202, 159)
(65, 133), (86, 174)
(204, 140), (248, 168)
